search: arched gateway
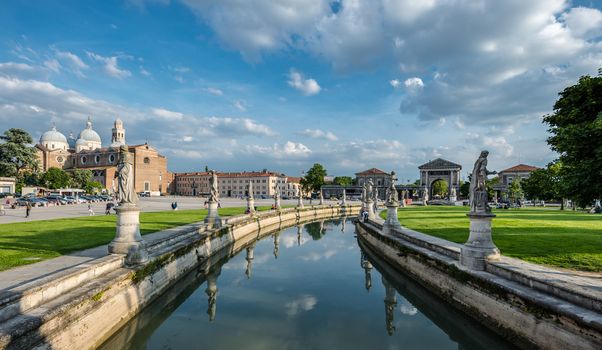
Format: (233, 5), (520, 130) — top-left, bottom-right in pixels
(418, 158), (462, 202)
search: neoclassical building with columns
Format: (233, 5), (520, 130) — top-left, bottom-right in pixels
(35, 117), (172, 195)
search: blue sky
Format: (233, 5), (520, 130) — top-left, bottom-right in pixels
(1, 0), (601, 182)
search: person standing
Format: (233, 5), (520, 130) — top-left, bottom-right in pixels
(25, 201), (32, 218)
(88, 203), (95, 216)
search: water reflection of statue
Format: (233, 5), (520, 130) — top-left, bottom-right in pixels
(361, 252), (373, 291)
(297, 224), (303, 246)
(245, 244), (255, 279)
(205, 267), (221, 322)
(469, 150), (496, 213)
(209, 170), (219, 202)
(382, 276), (397, 336)
(273, 231), (280, 259)
(116, 145), (137, 205)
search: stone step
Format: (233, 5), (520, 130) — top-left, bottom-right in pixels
(0, 254), (124, 324)
(0, 267), (131, 349)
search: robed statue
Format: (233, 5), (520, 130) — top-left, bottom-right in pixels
(387, 172), (398, 204)
(209, 170), (219, 202)
(469, 150), (496, 213)
(366, 179), (374, 201)
(116, 145), (137, 205)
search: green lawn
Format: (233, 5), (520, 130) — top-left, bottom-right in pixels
(390, 206), (602, 272)
(0, 206), (278, 271)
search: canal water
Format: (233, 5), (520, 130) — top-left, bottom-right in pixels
(100, 219), (515, 350)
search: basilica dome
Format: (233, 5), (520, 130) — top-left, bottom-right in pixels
(75, 117), (102, 152)
(39, 125), (68, 151)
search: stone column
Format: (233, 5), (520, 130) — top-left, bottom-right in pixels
(297, 191), (304, 208)
(383, 202), (400, 235)
(247, 196), (255, 214)
(109, 205), (149, 265)
(341, 187), (347, 205)
(319, 190), (324, 205)
(205, 200), (221, 228)
(365, 198), (376, 220)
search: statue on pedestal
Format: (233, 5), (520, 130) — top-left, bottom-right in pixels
(469, 150), (496, 213)
(366, 179), (374, 202)
(247, 181), (254, 200)
(387, 171), (398, 204)
(116, 145), (137, 205)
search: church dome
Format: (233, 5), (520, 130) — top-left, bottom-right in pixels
(39, 125), (68, 150)
(78, 117), (101, 143)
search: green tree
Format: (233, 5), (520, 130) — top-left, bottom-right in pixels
(486, 176), (501, 199)
(333, 176), (353, 187)
(543, 71), (602, 207)
(459, 181), (470, 198)
(0, 128), (38, 177)
(508, 178), (524, 205)
(522, 162), (568, 208)
(300, 163), (327, 194)
(41, 167), (71, 189)
(70, 169), (92, 189)
(304, 222), (326, 240)
(432, 180), (448, 197)
(85, 181), (103, 194)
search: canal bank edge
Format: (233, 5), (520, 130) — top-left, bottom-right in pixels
(0, 204), (361, 350)
(356, 218), (602, 350)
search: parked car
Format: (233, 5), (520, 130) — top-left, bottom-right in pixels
(138, 191), (151, 197)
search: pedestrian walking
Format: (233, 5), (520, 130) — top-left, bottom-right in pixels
(88, 203), (95, 216)
(25, 201), (31, 218)
(105, 202), (114, 215)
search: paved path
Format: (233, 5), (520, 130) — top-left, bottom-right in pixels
(0, 197), (338, 224)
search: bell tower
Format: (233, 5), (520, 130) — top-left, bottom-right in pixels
(111, 118), (126, 147)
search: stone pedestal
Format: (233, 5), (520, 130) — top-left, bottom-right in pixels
(383, 202), (401, 234)
(204, 200), (221, 228)
(366, 199), (376, 220)
(297, 196), (304, 208)
(275, 196), (281, 211)
(247, 197), (255, 214)
(109, 205), (148, 265)
(460, 213), (500, 270)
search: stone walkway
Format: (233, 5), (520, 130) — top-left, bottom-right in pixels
(0, 222), (201, 291)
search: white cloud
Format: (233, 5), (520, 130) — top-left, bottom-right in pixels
(245, 141), (311, 159)
(204, 87), (223, 96)
(233, 100), (246, 111)
(139, 66), (151, 76)
(0, 62), (36, 75)
(389, 79), (401, 88)
(562, 7), (602, 40)
(404, 77), (424, 89)
(53, 50), (88, 77)
(152, 108), (184, 121)
(43, 59), (61, 73)
(287, 69), (321, 95)
(298, 128), (338, 141)
(87, 52), (131, 79)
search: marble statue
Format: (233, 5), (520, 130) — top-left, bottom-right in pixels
(247, 180), (254, 199)
(469, 150), (496, 213)
(116, 145), (137, 205)
(387, 171), (398, 203)
(361, 184), (367, 203)
(366, 179), (374, 201)
(209, 170), (219, 202)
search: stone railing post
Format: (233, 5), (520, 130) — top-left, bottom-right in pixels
(383, 199), (400, 235)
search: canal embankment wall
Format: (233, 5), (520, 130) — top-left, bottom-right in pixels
(0, 205), (360, 350)
(356, 217), (602, 350)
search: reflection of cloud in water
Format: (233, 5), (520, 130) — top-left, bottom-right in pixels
(399, 298), (418, 316)
(281, 233), (309, 248)
(285, 294), (317, 316)
(298, 249), (336, 262)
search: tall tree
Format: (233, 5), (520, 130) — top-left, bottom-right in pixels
(300, 163), (327, 193)
(70, 169), (93, 189)
(432, 180), (448, 197)
(333, 176), (353, 187)
(41, 167), (71, 189)
(543, 71), (602, 207)
(0, 128), (38, 177)
(508, 178), (524, 205)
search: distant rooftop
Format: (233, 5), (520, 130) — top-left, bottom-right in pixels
(418, 158), (462, 170)
(499, 164), (539, 173)
(355, 168), (388, 176)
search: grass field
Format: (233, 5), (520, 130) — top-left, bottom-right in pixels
(390, 206), (602, 272)
(0, 206), (278, 271)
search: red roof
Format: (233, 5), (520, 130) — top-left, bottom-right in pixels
(286, 176), (302, 183)
(499, 164), (539, 173)
(355, 168), (388, 176)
